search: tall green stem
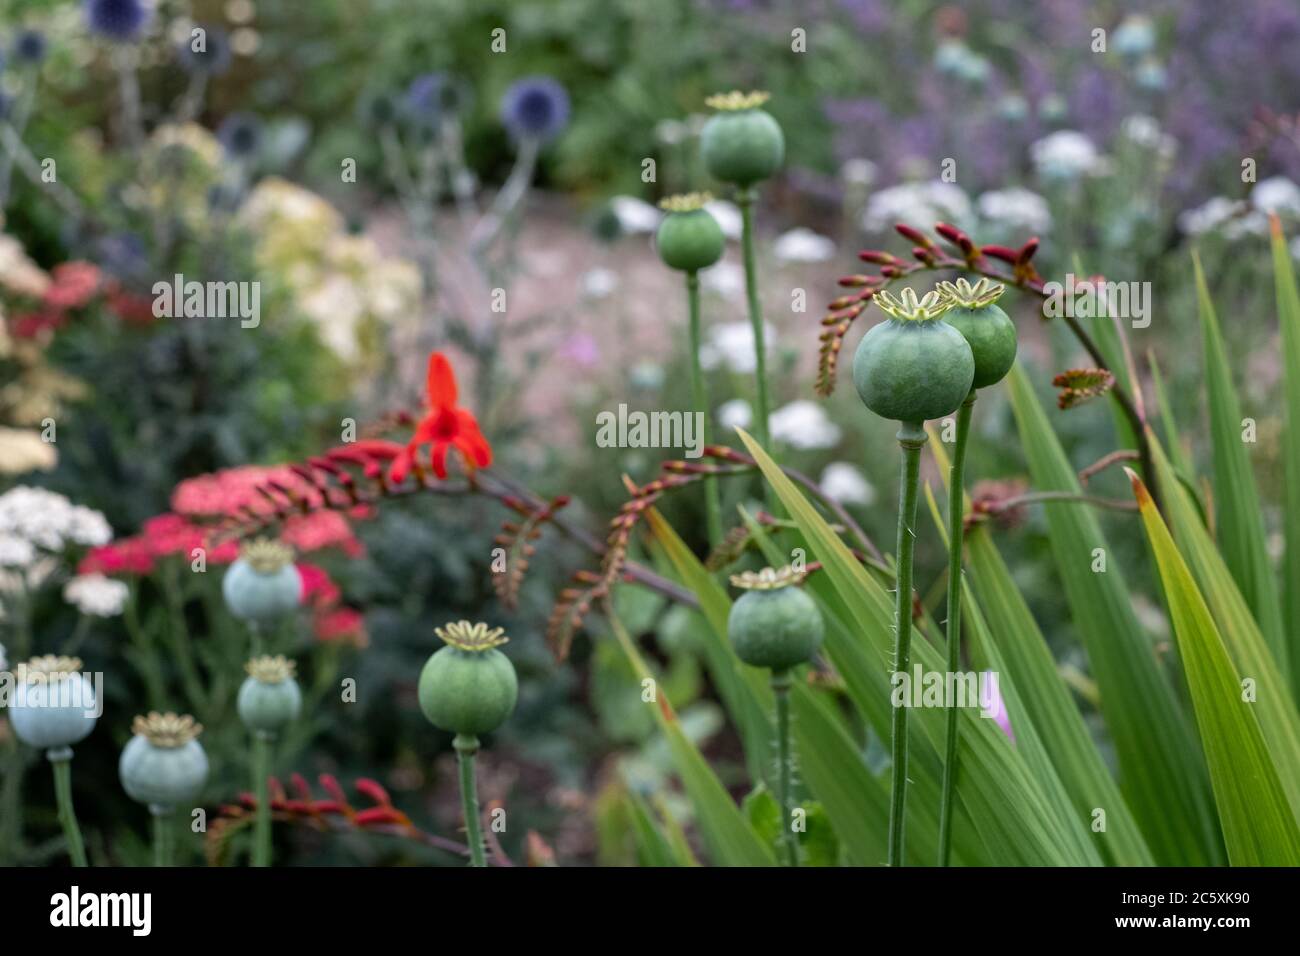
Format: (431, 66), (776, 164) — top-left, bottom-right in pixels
(251, 732), (272, 866)
(687, 272), (723, 545)
(152, 808), (173, 867)
(888, 422), (925, 866)
(771, 669), (798, 867)
(736, 188), (771, 452)
(49, 748), (88, 867)
(454, 734), (486, 867)
(938, 389), (976, 865)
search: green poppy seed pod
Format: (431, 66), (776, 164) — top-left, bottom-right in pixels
(936, 277), (1017, 389)
(8, 656), (98, 752)
(237, 656), (302, 736)
(853, 287), (974, 423)
(418, 621), (518, 737)
(119, 712), (209, 812)
(727, 567), (824, 671)
(700, 91), (784, 188)
(222, 538), (301, 624)
(656, 193), (725, 272)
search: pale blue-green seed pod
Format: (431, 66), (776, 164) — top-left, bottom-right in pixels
(237, 656), (302, 736)
(222, 539), (301, 624)
(119, 713), (209, 812)
(8, 657), (98, 752)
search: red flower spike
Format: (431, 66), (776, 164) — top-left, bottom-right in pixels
(354, 777), (393, 807)
(318, 774), (349, 808)
(1016, 238), (1040, 264)
(894, 223), (932, 247)
(388, 353), (492, 485)
(290, 773), (314, 801)
(353, 807), (406, 827)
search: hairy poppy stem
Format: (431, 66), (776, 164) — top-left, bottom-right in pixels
(938, 389), (976, 865)
(49, 749), (88, 867)
(686, 273), (723, 545)
(252, 732), (272, 866)
(889, 422), (926, 866)
(454, 734), (486, 867)
(771, 669), (798, 867)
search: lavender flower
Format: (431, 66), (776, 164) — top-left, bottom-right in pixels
(84, 0), (151, 42)
(500, 76), (570, 142)
(177, 25), (231, 76)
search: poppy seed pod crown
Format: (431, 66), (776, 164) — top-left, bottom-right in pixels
(656, 193), (725, 273)
(936, 277), (1017, 390)
(418, 621), (518, 736)
(700, 91), (784, 188)
(727, 567), (824, 671)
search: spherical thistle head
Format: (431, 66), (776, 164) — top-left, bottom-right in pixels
(418, 621), (518, 737)
(221, 539), (301, 624)
(655, 193), (725, 272)
(726, 567), (824, 671)
(85, 0), (152, 43)
(120, 713), (209, 810)
(237, 657), (302, 735)
(700, 91), (784, 188)
(936, 277), (1017, 389)
(500, 75), (570, 142)
(177, 25), (231, 76)
(852, 287), (974, 423)
(8, 656), (98, 751)
(14, 29), (48, 65)
(217, 111), (263, 158)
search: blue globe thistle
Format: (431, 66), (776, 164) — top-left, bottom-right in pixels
(177, 25), (231, 76)
(500, 75), (570, 142)
(217, 111), (263, 158)
(85, 0), (152, 42)
(404, 73), (448, 127)
(13, 29), (48, 64)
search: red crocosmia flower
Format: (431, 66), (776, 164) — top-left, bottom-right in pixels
(388, 352), (491, 484)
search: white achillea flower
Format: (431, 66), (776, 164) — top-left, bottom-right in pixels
(0, 487), (112, 551)
(700, 261), (744, 296)
(700, 320), (776, 374)
(819, 462), (877, 507)
(864, 181), (972, 233)
(607, 196), (661, 234)
(63, 574), (130, 617)
(0, 534), (35, 567)
(716, 399), (753, 431)
(1251, 177), (1300, 218)
(1119, 115), (1176, 159)
(1030, 130), (1101, 180)
(773, 228), (836, 263)
(703, 200), (742, 240)
(977, 188), (1052, 235)
(581, 268), (619, 299)
(770, 400), (842, 449)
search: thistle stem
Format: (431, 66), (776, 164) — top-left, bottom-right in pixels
(771, 669), (798, 867)
(251, 732), (273, 867)
(938, 390), (976, 866)
(687, 272), (723, 545)
(49, 748), (88, 868)
(888, 422), (925, 867)
(152, 807), (173, 867)
(736, 188), (771, 453)
(454, 734), (486, 867)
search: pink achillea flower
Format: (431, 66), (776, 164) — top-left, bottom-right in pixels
(42, 262), (100, 309)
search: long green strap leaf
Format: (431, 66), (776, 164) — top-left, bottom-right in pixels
(1006, 364), (1222, 864)
(1193, 253), (1287, 668)
(1270, 218), (1300, 697)
(1128, 470), (1300, 865)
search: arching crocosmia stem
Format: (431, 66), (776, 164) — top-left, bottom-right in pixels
(889, 423), (926, 866)
(454, 734), (486, 867)
(938, 389), (976, 865)
(687, 273), (723, 545)
(50, 749), (88, 868)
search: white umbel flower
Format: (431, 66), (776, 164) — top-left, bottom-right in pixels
(0, 534), (36, 568)
(819, 462), (877, 506)
(977, 188), (1052, 234)
(1030, 131), (1101, 180)
(864, 181), (972, 233)
(63, 574), (130, 618)
(716, 399), (753, 432)
(700, 320), (777, 374)
(0, 487), (112, 551)
(770, 400), (842, 450)
(1251, 176), (1300, 218)
(608, 196), (662, 234)
(773, 228), (837, 263)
